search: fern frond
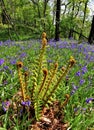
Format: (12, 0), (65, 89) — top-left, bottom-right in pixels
(38, 69), (48, 95)
(17, 62), (26, 101)
(61, 94), (70, 108)
(34, 101), (42, 120)
(16, 32), (76, 122)
(42, 63), (58, 100)
(43, 57), (75, 105)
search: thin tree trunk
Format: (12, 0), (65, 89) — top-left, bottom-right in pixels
(43, 0), (49, 31)
(68, 0), (75, 39)
(55, 0), (61, 41)
(79, 0), (88, 39)
(88, 15), (94, 44)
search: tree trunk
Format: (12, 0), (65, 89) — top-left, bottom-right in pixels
(55, 0), (61, 41)
(68, 0), (75, 39)
(88, 15), (94, 44)
(68, 29), (73, 38)
(43, 0), (49, 31)
(1, 9), (7, 24)
(79, 0), (88, 39)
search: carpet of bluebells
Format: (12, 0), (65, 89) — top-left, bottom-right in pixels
(0, 39), (94, 129)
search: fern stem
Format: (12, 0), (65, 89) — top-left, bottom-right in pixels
(61, 94), (70, 108)
(42, 63), (58, 100)
(17, 62), (26, 101)
(24, 72), (30, 99)
(37, 37), (47, 85)
(24, 72), (28, 90)
(38, 69), (48, 95)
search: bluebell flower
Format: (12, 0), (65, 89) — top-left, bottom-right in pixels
(10, 59), (16, 65)
(86, 98), (94, 103)
(21, 100), (31, 107)
(70, 90), (75, 95)
(23, 66), (28, 71)
(80, 79), (85, 85)
(4, 66), (9, 70)
(0, 41), (3, 46)
(72, 85), (79, 90)
(20, 52), (26, 58)
(10, 70), (13, 74)
(74, 107), (79, 113)
(70, 85), (79, 95)
(81, 108), (87, 111)
(81, 66), (87, 74)
(76, 71), (81, 76)
(2, 101), (11, 112)
(0, 59), (4, 66)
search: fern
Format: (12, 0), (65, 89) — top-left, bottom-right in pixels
(15, 32), (76, 121)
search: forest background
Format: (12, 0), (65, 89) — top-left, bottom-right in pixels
(0, 0), (94, 43)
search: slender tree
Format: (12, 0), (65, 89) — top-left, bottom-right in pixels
(55, 0), (61, 41)
(43, 0), (49, 31)
(88, 15), (94, 44)
(79, 0), (89, 39)
(68, 0), (75, 38)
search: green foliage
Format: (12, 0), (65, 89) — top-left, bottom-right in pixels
(0, 0), (92, 41)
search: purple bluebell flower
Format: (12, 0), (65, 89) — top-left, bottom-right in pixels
(21, 100), (31, 107)
(20, 52), (26, 58)
(70, 85), (79, 95)
(20, 108), (24, 116)
(81, 66), (87, 74)
(9, 70), (13, 74)
(2, 101), (11, 112)
(86, 98), (94, 103)
(10, 59), (16, 65)
(0, 41), (3, 46)
(72, 85), (79, 90)
(76, 71), (81, 76)
(70, 90), (75, 95)
(47, 59), (53, 63)
(74, 107), (79, 113)
(23, 66), (28, 71)
(82, 108), (87, 111)
(0, 59), (4, 66)
(80, 79), (85, 85)
(4, 66), (8, 69)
